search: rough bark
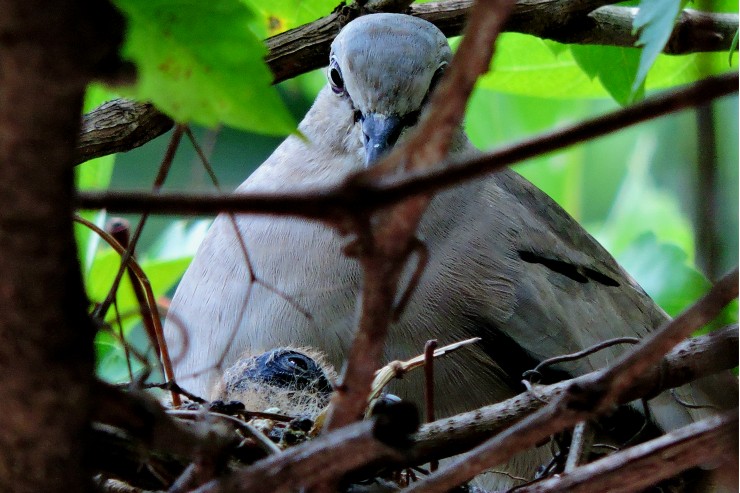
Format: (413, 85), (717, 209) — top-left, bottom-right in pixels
(0, 0), (123, 491)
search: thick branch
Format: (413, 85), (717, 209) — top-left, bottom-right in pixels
(514, 410), (738, 493)
(190, 418), (411, 493)
(404, 269), (738, 492)
(267, 1), (738, 84)
(75, 99), (173, 165)
(75, 72), (739, 218)
(87, 325), (737, 489)
(367, 324), (738, 471)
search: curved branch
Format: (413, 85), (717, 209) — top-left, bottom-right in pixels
(75, 72), (739, 218)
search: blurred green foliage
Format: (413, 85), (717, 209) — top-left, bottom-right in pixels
(80, 0), (739, 383)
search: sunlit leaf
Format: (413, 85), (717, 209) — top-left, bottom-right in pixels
(244, 0), (337, 36)
(112, 0), (295, 135)
(86, 249), (191, 326)
(484, 33), (728, 100)
(571, 45), (644, 105)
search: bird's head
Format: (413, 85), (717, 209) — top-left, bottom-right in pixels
(329, 14), (452, 166)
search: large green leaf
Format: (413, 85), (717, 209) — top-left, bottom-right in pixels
(112, 0), (295, 135)
(244, 0), (338, 36)
(484, 33), (728, 99)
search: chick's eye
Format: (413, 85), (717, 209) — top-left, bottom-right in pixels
(328, 60), (344, 94)
(286, 355), (310, 372)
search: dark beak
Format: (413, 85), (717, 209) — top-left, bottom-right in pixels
(361, 113), (404, 167)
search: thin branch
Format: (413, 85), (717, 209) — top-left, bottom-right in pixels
(75, 72), (739, 218)
(513, 410), (738, 493)
(403, 270), (738, 492)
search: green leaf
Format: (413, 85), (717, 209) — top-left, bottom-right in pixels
(484, 33), (727, 100)
(244, 0), (337, 36)
(86, 249), (192, 327)
(631, 0), (686, 95)
(571, 45), (644, 105)
(595, 135), (695, 259)
(617, 232), (708, 316)
(112, 0), (295, 135)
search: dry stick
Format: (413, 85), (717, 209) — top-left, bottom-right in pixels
(564, 421), (593, 472)
(93, 126), (185, 406)
(190, 420), (408, 493)
(75, 72), (739, 218)
(403, 269), (738, 493)
(324, 0), (518, 433)
(107, 217), (162, 356)
(423, 340), (439, 472)
(514, 410), (738, 493)
(75, 214), (169, 380)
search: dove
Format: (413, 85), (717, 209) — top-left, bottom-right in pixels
(164, 13), (733, 489)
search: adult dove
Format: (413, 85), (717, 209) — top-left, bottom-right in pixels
(165, 13), (732, 488)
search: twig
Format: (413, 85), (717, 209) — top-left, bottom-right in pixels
(564, 421), (593, 472)
(513, 410), (738, 493)
(403, 271), (738, 492)
(75, 72), (740, 218)
(75, 214), (176, 402)
(369, 337), (481, 403)
(423, 340), (438, 472)
(523, 336), (639, 383)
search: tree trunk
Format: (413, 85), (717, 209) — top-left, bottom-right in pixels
(0, 1), (122, 490)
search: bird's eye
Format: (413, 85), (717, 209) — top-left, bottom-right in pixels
(328, 59), (345, 94)
(429, 62), (448, 93)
